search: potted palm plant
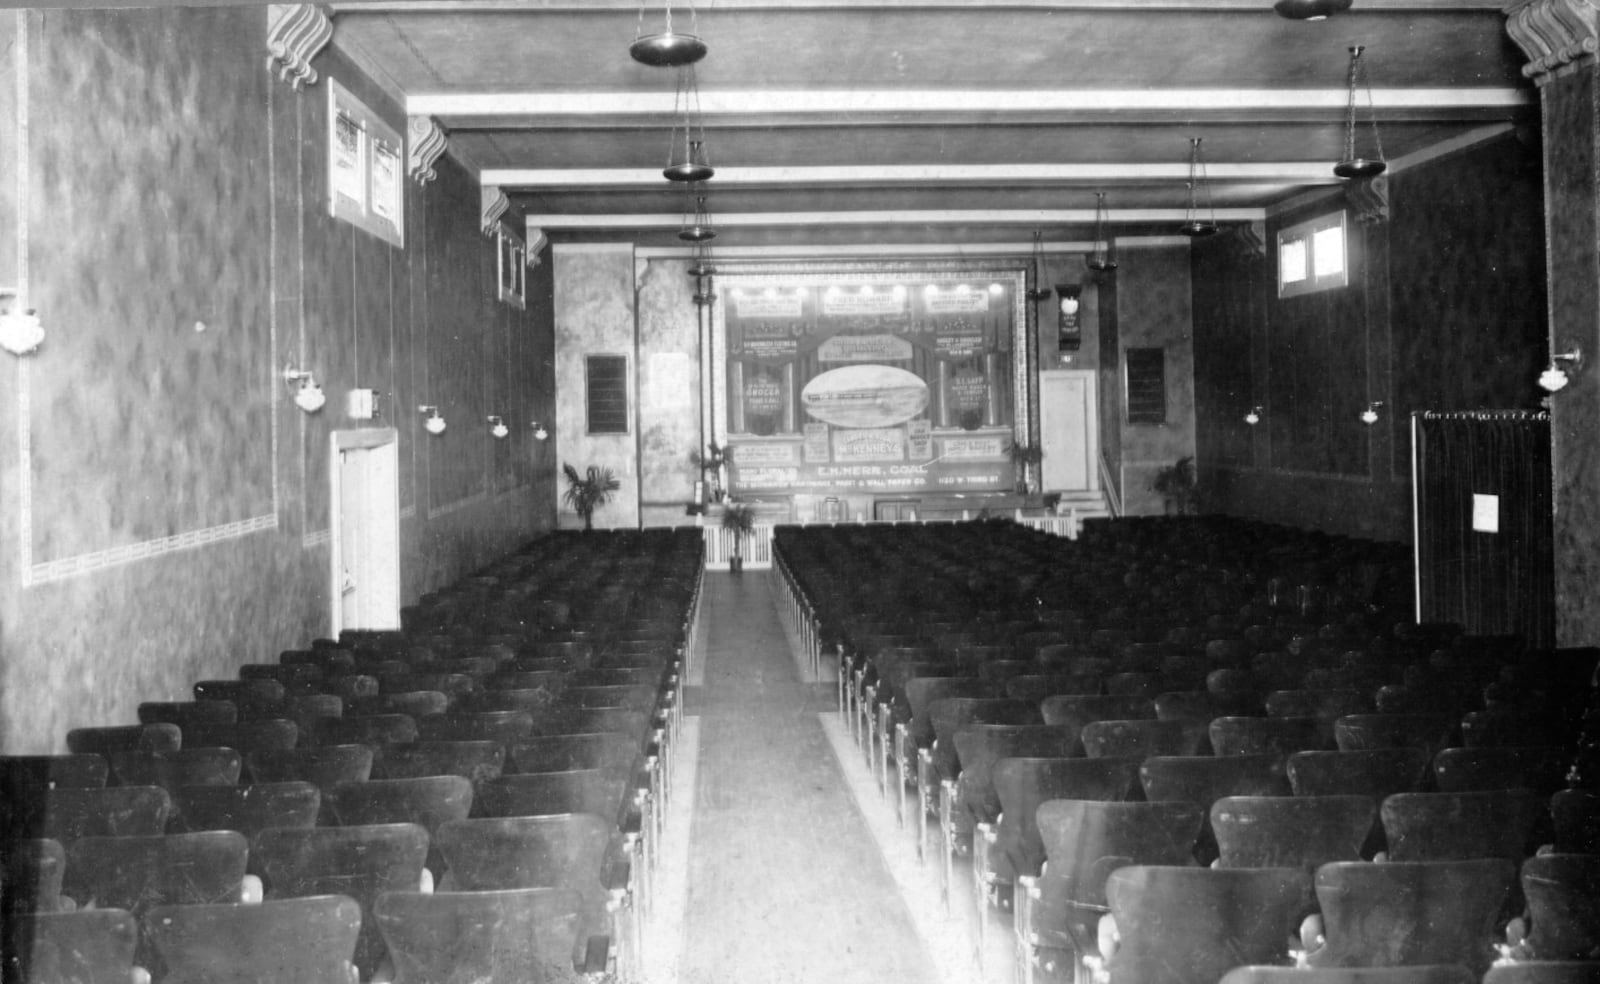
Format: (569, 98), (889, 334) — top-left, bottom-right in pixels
(720, 501), (756, 573)
(561, 463), (620, 531)
(1151, 455), (1199, 515)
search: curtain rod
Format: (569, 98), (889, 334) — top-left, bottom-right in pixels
(1417, 410), (1549, 421)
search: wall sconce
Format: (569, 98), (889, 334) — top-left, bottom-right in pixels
(1244, 406), (1263, 426)
(418, 405), (447, 435)
(282, 366), (326, 413)
(531, 421), (549, 441)
(1539, 346), (1583, 393)
(1360, 401), (1384, 426)
(0, 291), (44, 355)
(487, 415), (509, 439)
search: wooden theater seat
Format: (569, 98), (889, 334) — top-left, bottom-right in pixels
(1304, 858), (1515, 976)
(374, 887), (601, 983)
(1211, 794), (1376, 870)
(168, 781), (321, 837)
(144, 894), (361, 984)
(2, 907), (138, 984)
(251, 823), (430, 979)
(1103, 864), (1311, 984)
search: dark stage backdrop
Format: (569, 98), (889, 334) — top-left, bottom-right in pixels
(718, 265), (1029, 497)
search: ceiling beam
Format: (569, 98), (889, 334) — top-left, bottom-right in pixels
(524, 207), (1266, 230)
(482, 162), (1342, 188)
(333, 0), (1511, 12)
(411, 87), (1532, 128)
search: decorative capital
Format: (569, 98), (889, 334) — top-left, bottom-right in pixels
(407, 116), (448, 185)
(1345, 175), (1390, 224)
(481, 186), (510, 236)
(266, 4), (332, 90)
(1505, 0), (1600, 83)
(526, 227), (549, 266)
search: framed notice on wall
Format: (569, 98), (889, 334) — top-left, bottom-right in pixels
(713, 261), (1032, 497)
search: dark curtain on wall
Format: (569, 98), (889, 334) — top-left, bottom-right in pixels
(1414, 411), (1554, 648)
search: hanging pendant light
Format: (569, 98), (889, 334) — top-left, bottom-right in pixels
(1025, 230), (1053, 303)
(663, 64), (714, 182)
(630, 0), (706, 67)
(1334, 45), (1386, 179)
(678, 185), (716, 243)
(1179, 137), (1218, 238)
(1087, 191), (1119, 272)
(1274, 0), (1351, 20)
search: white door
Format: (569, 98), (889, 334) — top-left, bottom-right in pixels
(330, 428), (401, 635)
(1039, 370), (1099, 492)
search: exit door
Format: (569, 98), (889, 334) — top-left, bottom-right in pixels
(330, 428), (401, 635)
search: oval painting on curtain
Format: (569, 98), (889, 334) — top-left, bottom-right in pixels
(800, 364), (929, 429)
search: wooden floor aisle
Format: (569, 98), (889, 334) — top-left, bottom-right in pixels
(660, 571), (940, 984)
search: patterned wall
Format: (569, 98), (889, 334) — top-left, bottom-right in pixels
(0, 8), (555, 753)
(1115, 247), (1197, 514)
(636, 259), (702, 525)
(1192, 131), (1547, 542)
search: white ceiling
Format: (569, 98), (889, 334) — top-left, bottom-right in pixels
(325, 0), (1535, 252)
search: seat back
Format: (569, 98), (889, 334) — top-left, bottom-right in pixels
(1, 838), (65, 914)
(1, 908), (137, 984)
(1520, 853), (1600, 960)
(138, 699), (238, 729)
(179, 719), (300, 756)
(1307, 858), (1515, 975)
(374, 887), (588, 984)
(1153, 690), (1262, 755)
(1380, 789), (1544, 862)
(3, 785), (171, 842)
(1431, 745), (1569, 795)
(991, 757), (1142, 879)
(1034, 799), (1206, 908)
(246, 744), (374, 788)
(1264, 689), (1373, 747)
(64, 831), (248, 912)
(951, 725), (1079, 821)
(372, 740), (505, 784)
(310, 713), (419, 747)
(475, 768), (628, 827)
(1210, 715), (1326, 757)
(904, 680), (1001, 747)
(1211, 794), (1374, 870)
(1481, 963), (1600, 984)
(1285, 748), (1431, 798)
(1081, 719), (1194, 758)
(1218, 966), (1473, 984)
(1138, 754), (1290, 864)
(326, 776), (473, 872)
(144, 894), (361, 984)
(169, 781), (321, 837)
(107, 748), (242, 791)
(1, 754), (109, 800)
(1334, 713), (1455, 755)
(65, 723), (181, 756)
(1038, 695), (1155, 753)
(926, 698), (1040, 779)
(251, 823), (430, 978)
(1551, 788), (1600, 853)
(508, 732), (641, 775)
(1106, 864), (1311, 984)
(436, 814), (614, 922)
(1004, 674), (1103, 704)
(350, 691), (451, 719)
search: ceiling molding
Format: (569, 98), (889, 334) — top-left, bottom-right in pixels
(411, 87), (1532, 129)
(332, 0), (1512, 11)
(629, 235), (1194, 260)
(481, 162), (1343, 189)
(525, 208), (1266, 231)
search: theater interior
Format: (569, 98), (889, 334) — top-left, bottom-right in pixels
(2, 2), (1598, 983)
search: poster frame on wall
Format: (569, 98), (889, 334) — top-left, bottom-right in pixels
(704, 259), (1037, 501)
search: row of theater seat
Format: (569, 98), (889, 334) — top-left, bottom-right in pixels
(770, 517), (1600, 984)
(2, 527), (704, 983)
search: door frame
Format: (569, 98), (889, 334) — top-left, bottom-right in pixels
(329, 427), (401, 636)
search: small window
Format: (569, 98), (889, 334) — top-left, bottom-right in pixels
(497, 228), (526, 309)
(328, 78), (404, 248)
(1125, 347), (1167, 425)
(585, 355), (630, 435)
(1277, 211), (1347, 298)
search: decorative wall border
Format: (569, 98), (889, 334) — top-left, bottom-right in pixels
(15, 14), (281, 588)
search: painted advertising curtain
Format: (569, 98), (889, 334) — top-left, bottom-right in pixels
(718, 266), (1028, 498)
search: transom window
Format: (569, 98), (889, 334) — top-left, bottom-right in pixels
(1277, 211), (1347, 298)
